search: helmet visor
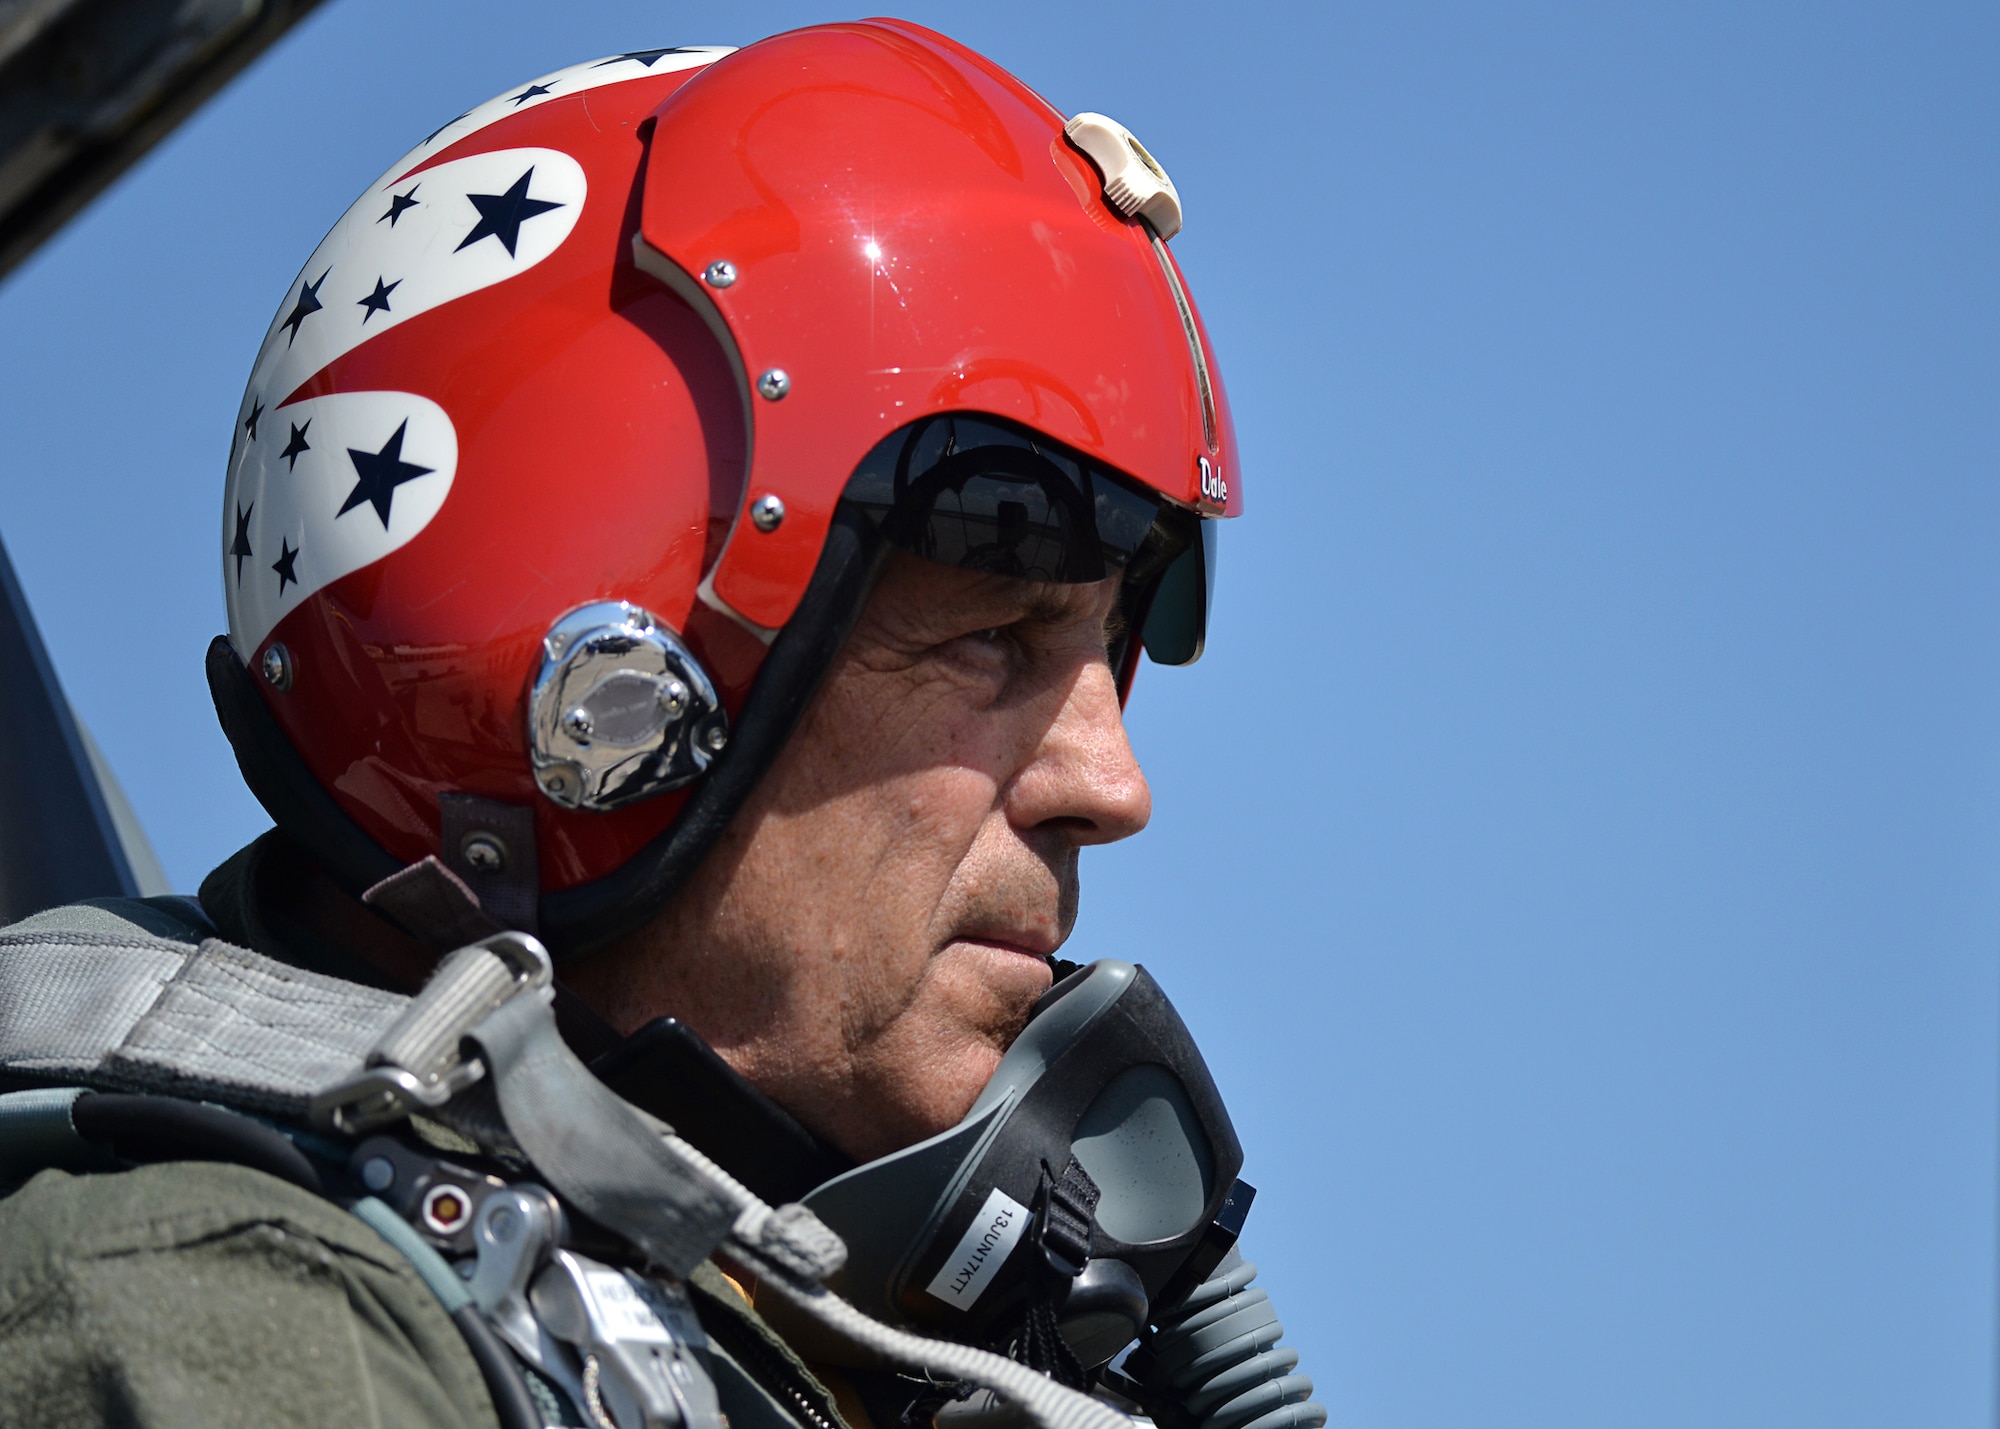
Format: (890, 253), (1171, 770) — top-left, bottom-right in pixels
(840, 413), (1213, 669)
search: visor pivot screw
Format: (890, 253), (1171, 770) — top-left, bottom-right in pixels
(259, 642), (293, 691)
(659, 679), (689, 717)
(703, 259), (737, 288)
(705, 725), (729, 753)
(460, 832), (507, 874)
(757, 368), (790, 401)
(750, 494), (786, 532)
(561, 706), (594, 741)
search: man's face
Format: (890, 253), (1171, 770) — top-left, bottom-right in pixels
(569, 552), (1152, 1161)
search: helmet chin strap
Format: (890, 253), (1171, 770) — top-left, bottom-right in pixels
(207, 505), (894, 962)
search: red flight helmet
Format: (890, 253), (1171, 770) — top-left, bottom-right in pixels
(211, 20), (1240, 956)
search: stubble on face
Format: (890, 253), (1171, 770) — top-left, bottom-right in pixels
(565, 553), (1149, 1162)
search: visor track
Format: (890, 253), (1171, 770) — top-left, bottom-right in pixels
(1150, 233), (1219, 455)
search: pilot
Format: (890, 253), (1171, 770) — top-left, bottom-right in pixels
(0, 22), (1319, 1429)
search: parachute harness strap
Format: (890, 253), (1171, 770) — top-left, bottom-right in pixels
(314, 930), (1133, 1429)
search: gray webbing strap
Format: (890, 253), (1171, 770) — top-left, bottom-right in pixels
(0, 928), (405, 1114)
(466, 990), (741, 1277)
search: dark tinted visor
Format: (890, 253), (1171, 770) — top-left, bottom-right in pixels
(841, 413), (1214, 669)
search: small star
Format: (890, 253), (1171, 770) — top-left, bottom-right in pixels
(230, 502), (254, 585)
(281, 420), (312, 471)
(341, 419), (435, 528)
(280, 270), (328, 346)
(242, 397), (264, 442)
(422, 111), (470, 145)
(456, 168), (563, 258)
(357, 276), (400, 323)
(508, 83), (553, 106)
(379, 185), (420, 226)
(593, 48), (699, 68)
(271, 537), (300, 595)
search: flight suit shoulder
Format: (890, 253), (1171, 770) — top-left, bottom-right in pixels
(0, 1159), (498, 1429)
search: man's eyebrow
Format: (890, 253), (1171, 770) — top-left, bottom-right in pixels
(927, 570), (1119, 630)
(1023, 589), (1084, 624)
(1021, 582), (1115, 625)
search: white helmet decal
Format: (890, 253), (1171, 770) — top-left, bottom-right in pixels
(222, 46), (736, 658)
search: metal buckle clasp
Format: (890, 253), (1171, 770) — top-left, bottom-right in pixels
(312, 930), (552, 1134)
(530, 1250), (727, 1429)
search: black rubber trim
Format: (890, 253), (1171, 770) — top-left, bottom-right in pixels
(70, 1093), (324, 1194)
(205, 506), (890, 960)
(206, 635), (402, 898)
(452, 1304), (545, 1429)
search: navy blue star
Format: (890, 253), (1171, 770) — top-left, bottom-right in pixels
(357, 277), (399, 323)
(456, 169), (563, 258)
(230, 502), (254, 585)
(280, 270), (328, 347)
(508, 83), (553, 105)
(593, 48), (699, 68)
(242, 397), (264, 442)
(379, 185), (420, 226)
(271, 537), (300, 595)
(422, 112), (470, 145)
(340, 420), (434, 528)
(281, 420), (311, 471)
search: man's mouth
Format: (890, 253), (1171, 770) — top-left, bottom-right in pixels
(951, 929), (1061, 960)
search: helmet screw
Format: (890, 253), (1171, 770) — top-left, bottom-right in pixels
(540, 767), (574, 800)
(460, 832), (507, 874)
(703, 259), (737, 288)
(259, 642), (293, 691)
(659, 679), (689, 717)
(757, 368), (790, 401)
(750, 494), (786, 532)
(561, 706), (594, 741)
(359, 1156), (395, 1192)
(705, 725), (729, 752)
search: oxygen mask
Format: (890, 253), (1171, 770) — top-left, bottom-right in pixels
(789, 960), (1252, 1372)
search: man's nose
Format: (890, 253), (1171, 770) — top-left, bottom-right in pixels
(1007, 656), (1152, 846)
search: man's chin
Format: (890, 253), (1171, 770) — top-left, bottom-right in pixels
(835, 949), (1053, 1160)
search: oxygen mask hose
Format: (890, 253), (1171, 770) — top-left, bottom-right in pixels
(1128, 1250), (1326, 1429)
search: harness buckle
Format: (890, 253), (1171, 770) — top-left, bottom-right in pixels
(312, 930), (553, 1135)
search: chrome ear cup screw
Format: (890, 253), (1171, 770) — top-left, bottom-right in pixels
(659, 679), (689, 717)
(750, 494), (786, 532)
(703, 259), (737, 288)
(259, 642), (293, 690)
(705, 726), (729, 752)
(562, 706), (594, 741)
(460, 833), (507, 874)
(757, 368), (790, 401)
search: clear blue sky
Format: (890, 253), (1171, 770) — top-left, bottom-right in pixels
(1, 3), (1994, 1425)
